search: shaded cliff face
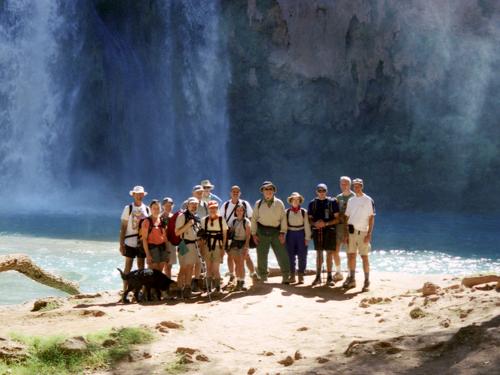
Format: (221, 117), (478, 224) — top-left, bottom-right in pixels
(223, 0), (500, 211)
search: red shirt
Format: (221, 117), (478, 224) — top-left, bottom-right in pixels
(143, 218), (166, 245)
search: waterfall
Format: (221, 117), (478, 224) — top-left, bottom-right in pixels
(0, 0), (230, 211)
(0, 0), (68, 208)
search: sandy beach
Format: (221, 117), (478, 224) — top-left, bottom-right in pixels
(1, 271), (498, 374)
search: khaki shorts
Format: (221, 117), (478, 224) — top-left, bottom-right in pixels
(178, 243), (198, 266)
(166, 242), (177, 265)
(203, 245), (223, 263)
(347, 230), (371, 256)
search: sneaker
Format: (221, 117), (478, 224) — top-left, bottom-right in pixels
(298, 274), (304, 284)
(229, 274), (236, 284)
(333, 272), (344, 282)
(289, 273), (296, 284)
(234, 280), (243, 291)
(362, 280), (370, 292)
(342, 277), (356, 290)
(311, 274), (321, 286)
(326, 274), (334, 286)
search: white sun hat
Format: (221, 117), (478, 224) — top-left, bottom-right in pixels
(129, 185), (148, 196)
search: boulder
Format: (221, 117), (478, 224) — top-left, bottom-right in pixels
(59, 336), (88, 354)
(0, 338), (28, 363)
(278, 355), (294, 366)
(422, 282), (440, 296)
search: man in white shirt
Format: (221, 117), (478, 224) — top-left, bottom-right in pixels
(343, 178), (375, 292)
(220, 185), (255, 283)
(119, 186), (150, 289)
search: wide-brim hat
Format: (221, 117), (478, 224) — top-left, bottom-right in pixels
(260, 181), (277, 192)
(287, 192), (304, 205)
(201, 179), (215, 189)
(129, 186), (148, 196)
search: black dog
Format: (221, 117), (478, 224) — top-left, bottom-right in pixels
(117, 268), (176, 303)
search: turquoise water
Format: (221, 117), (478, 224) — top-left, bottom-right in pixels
(0, 211), (498, 305)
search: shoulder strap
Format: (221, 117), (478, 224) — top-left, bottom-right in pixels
(286, 208), (291, 226)
(218, 216), (223, 233)
(301, 208), (305, 219)
(128, 204), (132, 216)
(257, 199), (263, 209)
(205, 216), (208, 232)
(223, 201), (230, 220)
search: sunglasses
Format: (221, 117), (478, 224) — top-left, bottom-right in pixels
(317, 189), (326, 193)
(263, 187), (274, 191)
(203, 186), (212, 190)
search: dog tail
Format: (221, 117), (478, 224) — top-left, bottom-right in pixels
(117, 268), (127, 280)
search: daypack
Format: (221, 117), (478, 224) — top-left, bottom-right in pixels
(124, 204), (151, 243)
(166, 210), (183, 246)
(286, 208), (306, 228)
(203, 216), (224, 251)
(136, 217), (155, 250)
(310, 197), (336, 220)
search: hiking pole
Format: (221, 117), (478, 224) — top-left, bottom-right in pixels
(195, 241), (211, 302)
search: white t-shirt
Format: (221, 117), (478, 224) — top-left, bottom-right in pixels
(219, 199), (253, 227)
(121, 203), (150, 247)
(345, 194), (375, 232)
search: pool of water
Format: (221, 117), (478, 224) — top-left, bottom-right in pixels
(0, 211), (498, 305)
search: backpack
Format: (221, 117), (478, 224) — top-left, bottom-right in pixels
(166, 210), (183, 246)
(204, 216), (224, 251)
(286, 208), (306, 228)
(311, 198), (335, 219)
(241, 219), (257, 248)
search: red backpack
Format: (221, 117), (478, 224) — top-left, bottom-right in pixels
(167, 211), (183, 246)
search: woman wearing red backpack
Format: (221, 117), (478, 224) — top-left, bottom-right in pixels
(141, 200), (168, 272)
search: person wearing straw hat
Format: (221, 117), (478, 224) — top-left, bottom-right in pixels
(119, 186), (151, 288)
(251, 181), (290, 284)
(285, 192), (312, 284)
(343, 178), (375, 292)
(200, 179), (223, 204)
(160, 197), (177, 278)
(308, 183), (340, 286)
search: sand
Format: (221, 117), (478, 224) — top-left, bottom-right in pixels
(0, 272), (498, 374)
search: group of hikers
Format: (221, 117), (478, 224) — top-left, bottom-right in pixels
(119, 177), (375, 299)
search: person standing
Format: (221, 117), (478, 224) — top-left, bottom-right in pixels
(220, 185), (255, 283)
(175, 197), (201, 298)
(142, 200), (168, 272)
(119, 186), (150, 290)
(201, 179), (223, 204)
(182, 185), (208, 291)
(334, 176), (355, 281)
(308, 183), (339, 286)
(200, 201), (228, 293)
(160, 197), (177, 278)
(343, 178), (375, 292)
(251, 181), (290, 284)
(285, 192), (311, 284)
(228, 204), (252, 290)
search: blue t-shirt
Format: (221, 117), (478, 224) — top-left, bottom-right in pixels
(307, 198), (339, 222)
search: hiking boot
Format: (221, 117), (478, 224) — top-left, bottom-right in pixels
(326, 274), (334, 286)
(282, 276), (290, 285)
(333, 272), (344, 282)
(191, 278), (199, 293)
(342, 277), (356, 290)
(362, 280), (370, 292)
(298, 273), (304, 284)
(311, 274), (321, 286)
(183, 287), (192, 299)
(289, 272), (296, 284)
(234, 280), (243, 291)
(229, 274), (236, 284)
(176, 289), (183, 300)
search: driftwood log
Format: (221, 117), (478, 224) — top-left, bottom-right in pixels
(462, 275), (499, 289)
(0, 254), (80, 295)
